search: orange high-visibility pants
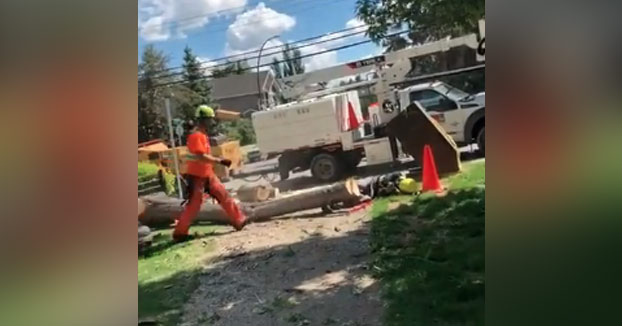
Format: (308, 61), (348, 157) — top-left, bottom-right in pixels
(173, 175), (245, 237)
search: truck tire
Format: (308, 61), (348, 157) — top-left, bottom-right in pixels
(477, 126), (485, 155)
(310, 153), (342, 182)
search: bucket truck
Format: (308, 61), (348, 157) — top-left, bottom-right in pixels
(252, 20), (485, 181)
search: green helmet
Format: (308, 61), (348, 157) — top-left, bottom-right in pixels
(195, 105), (215, 119)
(398, 177), (418, 194)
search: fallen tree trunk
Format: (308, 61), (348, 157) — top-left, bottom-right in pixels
(251, 178), (360, 221)
(139, 179), (360, 227)
(139, 194), (230, 226)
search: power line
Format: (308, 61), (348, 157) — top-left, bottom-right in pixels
(151, 30), (409, 89)
(139, 25), (369, 78)
(143, 27), (369, 81)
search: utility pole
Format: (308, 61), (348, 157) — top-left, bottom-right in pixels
(165, 98), (184, 199)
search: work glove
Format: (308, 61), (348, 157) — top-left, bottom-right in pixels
(220, 158), (232, 167)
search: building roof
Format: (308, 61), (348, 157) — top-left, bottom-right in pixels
(210, 71), (277, 100)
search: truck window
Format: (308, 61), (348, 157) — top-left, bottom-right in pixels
(409, 90), (456, 112)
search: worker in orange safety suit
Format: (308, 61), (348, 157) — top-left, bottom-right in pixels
(173, 105), (247, 242)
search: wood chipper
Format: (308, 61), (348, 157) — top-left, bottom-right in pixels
(138, 108), (245, 181)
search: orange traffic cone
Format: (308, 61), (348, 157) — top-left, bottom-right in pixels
(421, 145), (443, 193)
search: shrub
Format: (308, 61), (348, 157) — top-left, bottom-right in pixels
(138, 162), (178, 196)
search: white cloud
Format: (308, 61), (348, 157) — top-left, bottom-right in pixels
(140, 16), (171, 42)
(301, 43), (338, 72)
(297, 17), (368, 71)
(345, 17), (367, 29)
(138, 0), (248, 41)
(225, 2), (296, 52)
(220, 10), (369, 73)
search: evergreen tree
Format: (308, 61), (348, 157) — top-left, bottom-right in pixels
(180, 46), (212, 121)
(211, 60), (249, 78)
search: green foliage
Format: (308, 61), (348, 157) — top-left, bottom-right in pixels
(218, 118), (256, 146)
(138, 45), (198, 143)
(139, 226), (220, 325)
(370, 161), (485, 325)
(384, 35), (411, 52)
(356, 0), (484, 44)
(271, 44), (305, 78)
(178, 46), (213, 122)
(138, 162), (178, 196)
(138, 45), (169, 142)
(138, 161), (161, 180)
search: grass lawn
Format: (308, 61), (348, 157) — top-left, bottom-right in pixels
(138, 225), (221, 325)
(371, 160), (485, 326)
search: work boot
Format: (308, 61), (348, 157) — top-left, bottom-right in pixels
(230, 214), (248, 231)
(172, 233), (194, 243)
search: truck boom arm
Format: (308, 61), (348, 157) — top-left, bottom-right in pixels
(279, 19), (485, 125)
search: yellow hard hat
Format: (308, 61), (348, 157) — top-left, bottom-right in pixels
(398, 177), (418, 194)
(195, 105), (215, 119)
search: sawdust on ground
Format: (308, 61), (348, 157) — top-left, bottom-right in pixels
(179, 208), (382, 326)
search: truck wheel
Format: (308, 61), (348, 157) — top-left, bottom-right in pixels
(477, 126), (485, 155)
(310, 153), (342, 182)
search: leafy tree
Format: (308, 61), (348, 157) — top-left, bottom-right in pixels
(218, 119), (256, 146)
(356, 0), (485, 93)
(356, 0), (484, 44)
(271, 44), (305, 78)
(384, 35), (410, 52)
(138, 45), (169, 142)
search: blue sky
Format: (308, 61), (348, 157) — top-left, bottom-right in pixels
(138, 0), (382, 70)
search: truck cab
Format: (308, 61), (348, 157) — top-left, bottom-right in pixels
(398, 81), (485, 153)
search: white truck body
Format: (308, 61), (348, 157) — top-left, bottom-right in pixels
(252, 91), (365, 156)
(250, 20), (485, 181)
(397, 81), (485, 144)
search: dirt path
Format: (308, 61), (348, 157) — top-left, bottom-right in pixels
(179, 208), (382, 326)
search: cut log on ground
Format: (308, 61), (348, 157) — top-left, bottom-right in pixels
(236, 183), (275, 202)
(139, 179), (361, 227)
